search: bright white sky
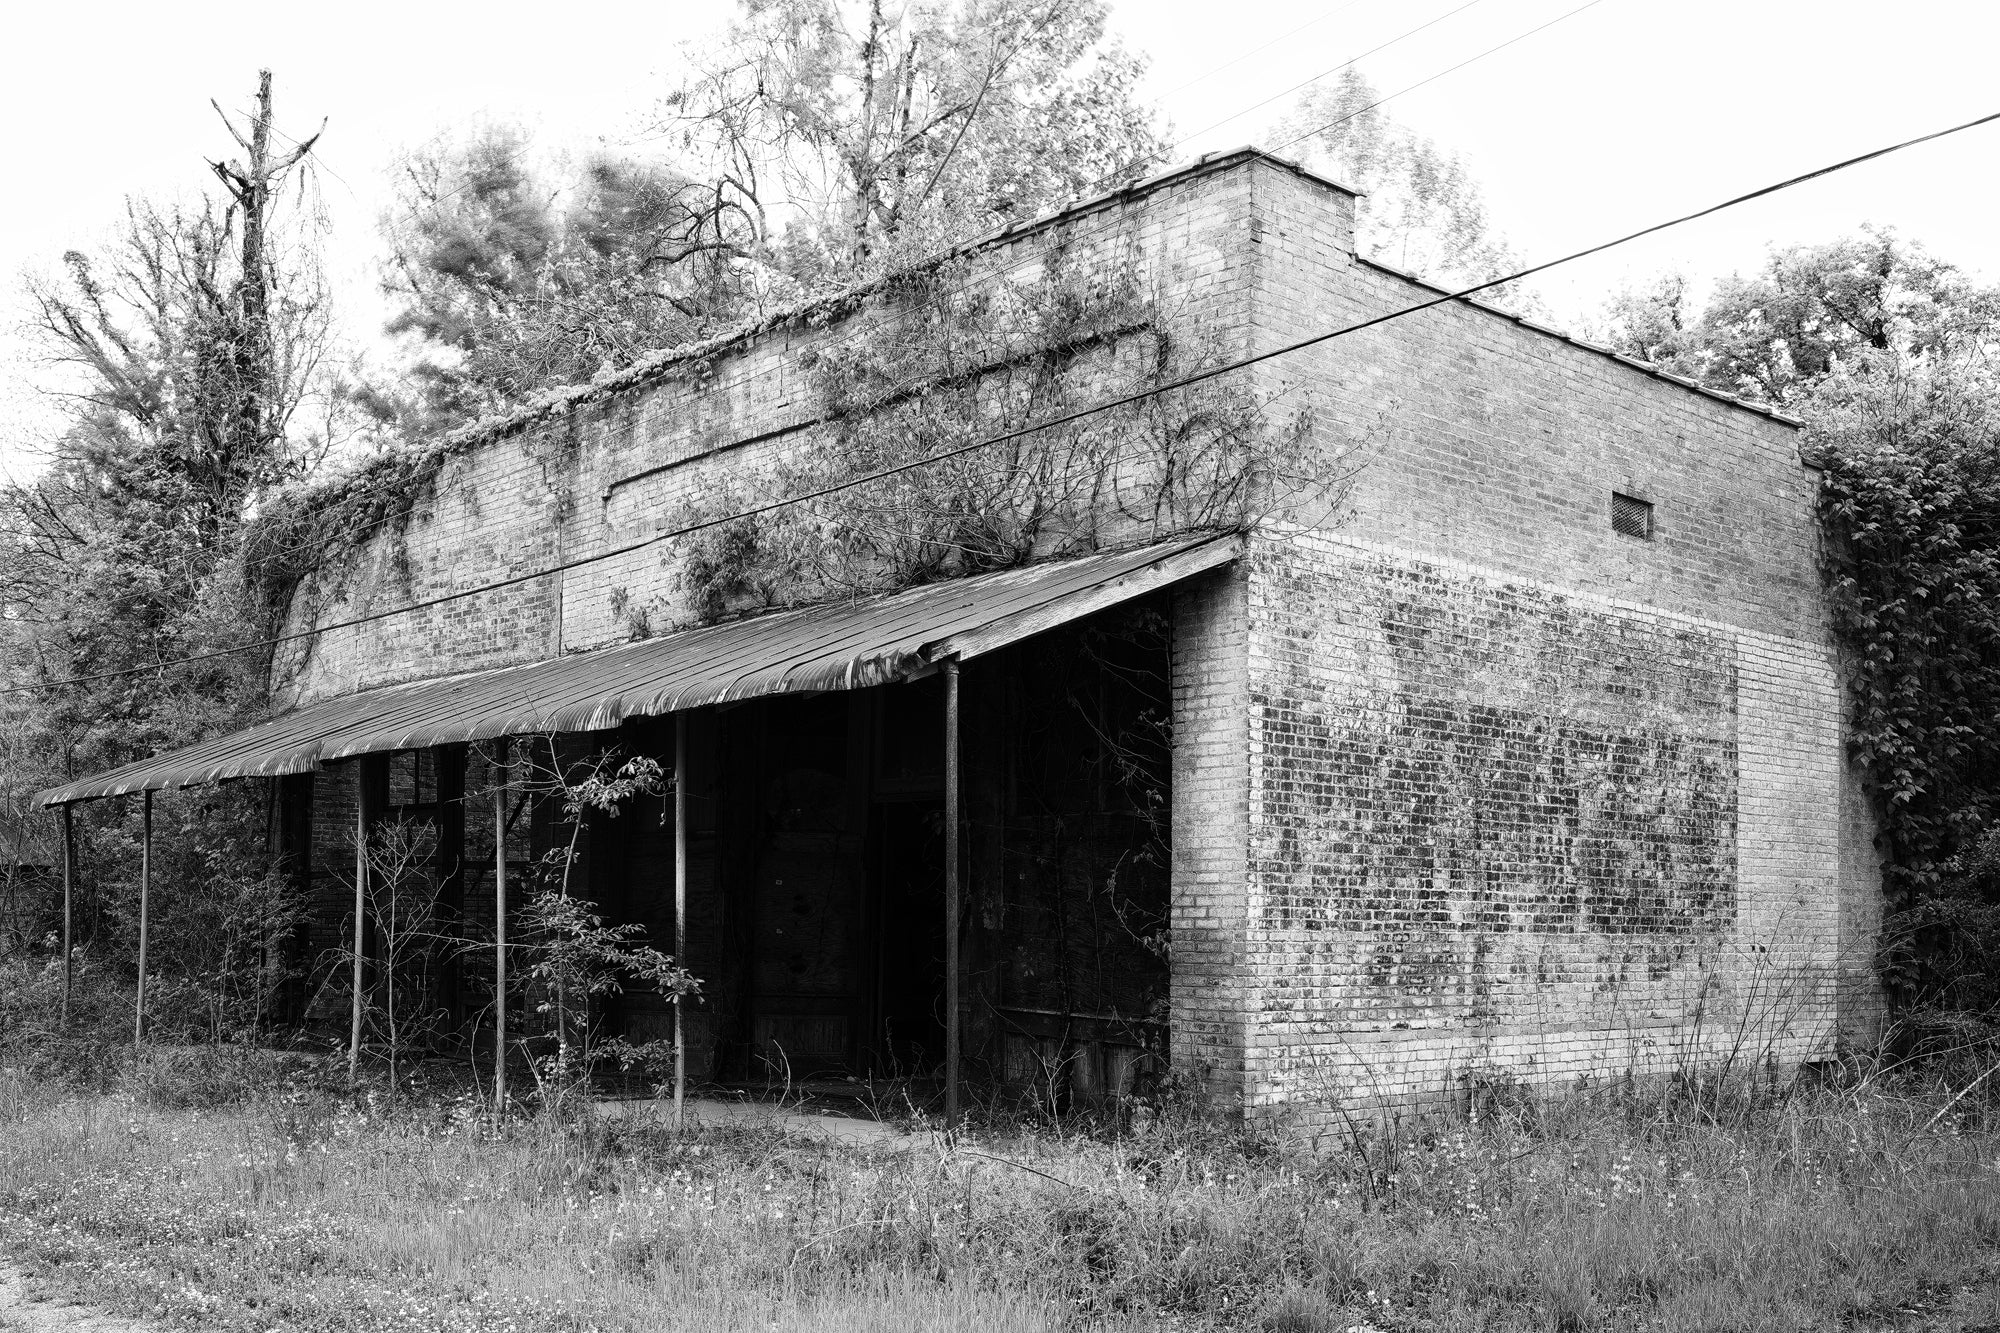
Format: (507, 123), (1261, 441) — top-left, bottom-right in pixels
(4, 0), (1998, 481)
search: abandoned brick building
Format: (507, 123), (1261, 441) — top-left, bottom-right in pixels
(38, 147), (1882, 1123)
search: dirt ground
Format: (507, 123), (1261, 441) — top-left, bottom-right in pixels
(0, 1269), (151, 1333)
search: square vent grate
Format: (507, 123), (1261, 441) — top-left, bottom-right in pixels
(1612, 491), (1653, 539)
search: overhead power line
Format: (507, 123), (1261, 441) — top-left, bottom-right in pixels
(1172, 0), (1490, 148)
(353, 0), (1523, 509)
(1268, 0), (1609, 156)
(281, 0), (1595, 574)
(8, 106), (1998, 701)
(10, 1), (1572, 598)
(1156, 0), (1375, 99)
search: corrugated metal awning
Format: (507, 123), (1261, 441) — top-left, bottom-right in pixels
(35, 531), (1240, 807)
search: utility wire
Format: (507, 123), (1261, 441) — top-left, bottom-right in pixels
(1171, 0), (1489, 148)
(1156, 0), (1375, 98)
(1268, 0), (1609, 156)
(609, 0), (1570, 471)
(22, 22), (1453, 577)
(335, 0), (1520, 522)
(268, 0), (1594, 572)
(11, 108), (1997, 700)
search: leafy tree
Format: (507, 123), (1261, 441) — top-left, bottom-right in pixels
(516, 752), (699, 1110)
(1603, 231), (2000, 1031)
(662, 0), (1166, 275)
(0, 73), (333, 1031)
(1810, 359), (2000, 1024)
(1594, 269), (1707, 380)
(1702, 230), (1997, 404)
(379, 0), (1167, 426)
(377, 127), (747, 430)
(1599, 229), (1999, 405)
(1, 74), (338, 784)
(1272, 68), (1522, 290)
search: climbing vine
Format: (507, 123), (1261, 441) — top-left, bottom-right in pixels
(1812, 363), (2000, 1025)
(659, 232), (1340, 627)
(241, 440), (458, 631)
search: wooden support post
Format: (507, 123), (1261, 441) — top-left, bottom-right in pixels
(493, 743), (510, 1112)
(135, 791), (152, 1045)
(59, 804), (75, 1030)
(674, 715), (689, 1131)
(944, 660), (962, 1128)
(435, 745), (467, 1027)
(274, 773), (314, 1028)
(348, 765), (367, 1084)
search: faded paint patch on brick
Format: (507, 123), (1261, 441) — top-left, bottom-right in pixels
(1238, 531), (1845, 1119)
(1252, 553), (1738, 939)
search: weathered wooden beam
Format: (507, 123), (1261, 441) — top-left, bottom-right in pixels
(59, 804), (74, 1030)
(275, 772), (314, 1028)
(435, 744), (467, 1026)
(945, 660), (962, 1128)
(674, 713), (689, 1132)
(348, 765), (367, 1083)
(493, 743), (510, 1112)
(135, 790), (151, 1045)
(923, 536), (1240, 666)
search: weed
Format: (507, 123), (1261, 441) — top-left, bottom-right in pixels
(1, 1060), (1999, 1331)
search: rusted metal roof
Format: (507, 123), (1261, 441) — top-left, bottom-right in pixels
(36, 531), (1240, 807)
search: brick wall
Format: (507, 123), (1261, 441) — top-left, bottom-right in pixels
(1169, 564), (1255, 1104)
(1237, 529), (1848, 1120)
(274, 149), (1884, 1116)
(1217, 156), (1880, 1118)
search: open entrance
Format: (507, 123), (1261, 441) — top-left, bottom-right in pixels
(714, 677), (956, 1087)
(283, 593), (1180, 1112)
(670, 602), (1172, 1106)
(43, 534), (1231, 1118)
(867, 797), (946, 1078)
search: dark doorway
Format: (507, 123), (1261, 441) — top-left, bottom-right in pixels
(745, 692), (865, 1078)
(868, 798), (946, 1077)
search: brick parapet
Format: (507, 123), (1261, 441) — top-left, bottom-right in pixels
(278, 162), (1263, 706)
(1238, 155), (1818, 638)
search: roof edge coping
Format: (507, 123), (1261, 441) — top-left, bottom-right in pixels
(336, 149), (1363, 470)
(1352, 254), (1804, 432)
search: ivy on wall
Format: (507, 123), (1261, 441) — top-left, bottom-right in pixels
(659, 233), (1342, 628)
(243, 441), (457, 627)
(1812, 364), (2000, 1024)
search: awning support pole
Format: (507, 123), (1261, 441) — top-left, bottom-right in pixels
(493, 743), (510, 1113)
(135, 791), (151, 1045)
(59, 804), (74, 1030)
(944, 659), (962, 1129)
(348, 765), (367, 1084)
(674, 714), (688, 1133)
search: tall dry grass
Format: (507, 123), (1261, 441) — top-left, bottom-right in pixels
(0, 1056), (1998, 1331)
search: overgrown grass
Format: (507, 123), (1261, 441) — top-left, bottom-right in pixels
(1, 1056), (1999, 1332)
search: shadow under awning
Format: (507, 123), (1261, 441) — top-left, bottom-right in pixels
(35, 530), (1242, 807)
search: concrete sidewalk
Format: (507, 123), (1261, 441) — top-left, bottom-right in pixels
(596, 1096), (917, 1147)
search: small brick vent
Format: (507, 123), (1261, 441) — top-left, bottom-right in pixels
(1612, 492), (1653, 539)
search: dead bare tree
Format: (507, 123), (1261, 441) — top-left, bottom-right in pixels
(1, 68), (340, 787)
(207, 69), (326, 483)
